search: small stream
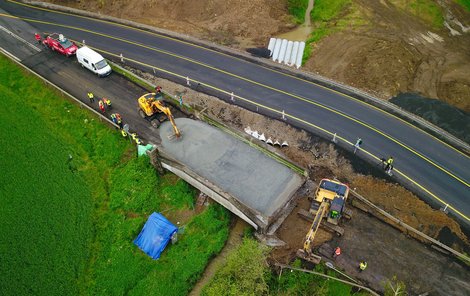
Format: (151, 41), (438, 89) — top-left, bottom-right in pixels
(276, 0), (314, 41)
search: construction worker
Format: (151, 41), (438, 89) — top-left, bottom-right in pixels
(384, 156), (394, 172)
(34, 33), (41, 44)
(359, 261), (367, 272)
(121, 129), (128, 138)
(333, 247), (341, 259)
(110, 113), (117, 124)
(330, 210), (339, 219)
(386, 164), (394, 175)
(116, 113), (123, 129)
(98, 99), (105, 113)
(104, 98), (112, 110)
(353, 138), (362, 154)
(155, 85), (162, 94)
(131, 133), (143, 145)
(87, 92), (95, 103)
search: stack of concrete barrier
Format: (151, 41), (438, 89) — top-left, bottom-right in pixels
(267, 38), (305, 69)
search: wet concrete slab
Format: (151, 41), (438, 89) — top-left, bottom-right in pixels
(158, 118), (303, 218)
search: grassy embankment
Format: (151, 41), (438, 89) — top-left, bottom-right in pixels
(0, 53), (229, 296)
(287, 0), (310, 24)
(303, 0), (363, 63)
(390, 0), (444, 28)
(455, 0), (470, 10)
(301, 0), (445, 63)
(201, 238), (369, 295)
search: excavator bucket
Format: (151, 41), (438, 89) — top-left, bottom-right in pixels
(296, 249), (321, 264)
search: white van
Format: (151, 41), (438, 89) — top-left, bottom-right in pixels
(76, 46), (112, 77)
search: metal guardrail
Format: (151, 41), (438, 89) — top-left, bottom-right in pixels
(0, 47), (119, 130)
(108, 60), (308, 177)
(24, 0), (470, 155)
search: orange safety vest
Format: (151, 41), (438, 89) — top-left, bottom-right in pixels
(335, 247), (341, 256)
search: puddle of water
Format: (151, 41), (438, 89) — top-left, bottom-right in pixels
(276, 0), (314, 41)
(276, 25), (312, 42)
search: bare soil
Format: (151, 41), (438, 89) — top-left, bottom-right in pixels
(119, 66), (470, 293)
(47, 0), (470, 112)
(305, 0), (470, 112)
(319, 208), (470, 295)
(129, 65), (469, 250)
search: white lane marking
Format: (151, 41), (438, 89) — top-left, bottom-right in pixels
(0, 24), (40, 52)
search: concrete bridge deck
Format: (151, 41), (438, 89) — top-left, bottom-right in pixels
(158, 118), (304, 231)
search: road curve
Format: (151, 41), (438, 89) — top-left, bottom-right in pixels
(1, 0), (469, 224)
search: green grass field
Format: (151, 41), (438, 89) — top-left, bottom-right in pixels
(0, 53), (229, 295)
(288, 0), (310, 24)
(455, 0), (470, 10)
(303, 0), (353, 63)
(201, 239), (368, 295)
(391, 0), (444, 28)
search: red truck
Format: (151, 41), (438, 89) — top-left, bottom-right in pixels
(43, 33), (78, 57)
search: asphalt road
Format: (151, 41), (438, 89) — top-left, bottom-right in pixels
(0, 0), (469, 225)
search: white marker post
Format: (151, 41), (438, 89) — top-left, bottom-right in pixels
(231, 92), (234, 102)
(440, 204), (449, 214)
(282, 110), (286, 121)
(332, 133), (337, 143)
(186, 76), (191, 86)
(82, 40), (86, 45)
(120, 53), (124, 62)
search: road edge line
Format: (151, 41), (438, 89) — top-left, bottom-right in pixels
(17, 0), (470, 156)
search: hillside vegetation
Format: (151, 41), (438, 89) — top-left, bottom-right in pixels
(0, 53), (230, 295)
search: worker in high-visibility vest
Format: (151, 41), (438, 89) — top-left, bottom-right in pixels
(131, 133), (143, 145)
(121, 129), (128, 137)
(98, 100), (105, 113)
(110, 113), (117, 124)
(333, 247), (341, 259)
(359, 261), (367, 272)
(116, 113), (123, 129)
(384, 156), (394, 172)
(104, 98), (112, 110)
(87, 92), (94, 103)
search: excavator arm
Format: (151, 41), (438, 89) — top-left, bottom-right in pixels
(140, 93), (181, 138)
(159, 105), (181, 138)
(297, 199), (329, 264)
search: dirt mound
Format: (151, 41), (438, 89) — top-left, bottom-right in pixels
(49, 0), (292, 46)
(391, 93), (470, 144)
(305, 0), (470, 112)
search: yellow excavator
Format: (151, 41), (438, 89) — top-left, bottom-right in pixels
(297, 179), (351, 264)
(137, 93), (181, 138)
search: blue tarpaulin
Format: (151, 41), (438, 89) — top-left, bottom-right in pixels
(134, 212), (178, 260)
